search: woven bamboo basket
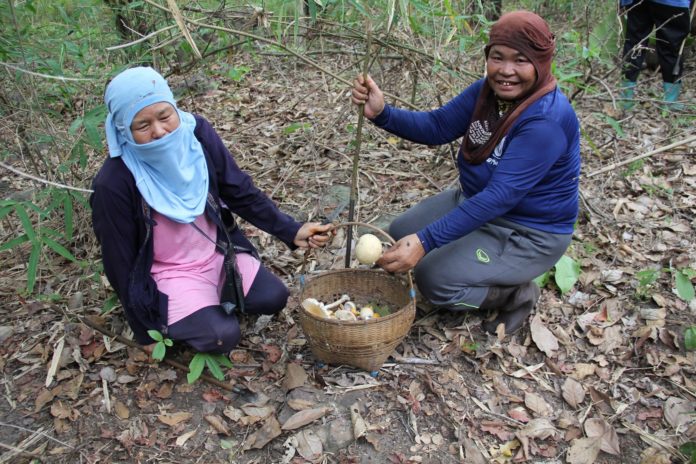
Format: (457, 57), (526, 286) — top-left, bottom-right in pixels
(298, 222), (416, 372)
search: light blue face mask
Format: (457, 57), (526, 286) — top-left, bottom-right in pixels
(104, 67), (208, 224)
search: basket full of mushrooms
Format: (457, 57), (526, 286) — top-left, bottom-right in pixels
(298, 223), (416, 372)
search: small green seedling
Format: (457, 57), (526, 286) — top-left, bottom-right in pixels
(685, 327), (696, 351)
(147, 330), (173, 361)
(187, 352), (233, 384)
(534, 254), (580, 295)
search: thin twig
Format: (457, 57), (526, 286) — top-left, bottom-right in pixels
(586, 134), (696, 178)
(105, 24), (177, 51)
(0, 161), (94, 193)
(0, 61), (93, 81)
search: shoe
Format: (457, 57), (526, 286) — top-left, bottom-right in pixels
(662, 82), (684, 111)
(619, 80), (637, 111)
(481, 282), (540, 335)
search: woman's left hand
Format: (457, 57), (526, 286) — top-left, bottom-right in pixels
(294, 222), (335, 248)
(377, 233), (425, 273)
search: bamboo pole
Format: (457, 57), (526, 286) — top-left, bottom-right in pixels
(345, 26), (372, 268)
(586, 134), (696, 178)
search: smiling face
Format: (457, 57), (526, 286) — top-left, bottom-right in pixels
(130, 102), (180, 144)
(486, 44), (537, 101)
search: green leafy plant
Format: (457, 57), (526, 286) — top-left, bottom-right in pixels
(0, 198), (81, 293)
(680, 442), (696, 464)
(187, 352), (233, 383)
(534, 254), (580, 295)
(634, 268), (661, 300)
(685, 327), (696, 351)
(146, 330), (173, 361)
(673, 268), (696, 302)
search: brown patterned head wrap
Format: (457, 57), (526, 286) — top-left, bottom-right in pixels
(462, 11), (557, 165)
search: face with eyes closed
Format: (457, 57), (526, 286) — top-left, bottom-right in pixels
(130, 102), (180, 144)
(486, 44), (537, 101)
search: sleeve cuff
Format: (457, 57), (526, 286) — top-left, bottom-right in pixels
(416, 230), (435, 254)
(370, 105), (391, 127)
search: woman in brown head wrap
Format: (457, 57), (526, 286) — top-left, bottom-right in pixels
(351, 11), (581, 335)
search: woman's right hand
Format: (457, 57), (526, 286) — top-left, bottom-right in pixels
(351, 74), (385, 119)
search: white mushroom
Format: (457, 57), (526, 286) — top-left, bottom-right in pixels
(359, 306), (374, 320)
(333, 309), (357, 321)
(324, 294), (351, 311)
(344, 301), (357, 315)
(301, 298), (331, 319)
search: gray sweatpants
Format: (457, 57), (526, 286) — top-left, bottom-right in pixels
(389, 188), (572, 310)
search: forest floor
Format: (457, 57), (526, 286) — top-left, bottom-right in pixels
(1, 42), (696, 464)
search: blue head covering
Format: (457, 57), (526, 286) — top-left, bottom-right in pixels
(104, 67), (208, 223)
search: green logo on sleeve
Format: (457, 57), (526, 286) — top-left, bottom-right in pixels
(476, 248), (490, 263)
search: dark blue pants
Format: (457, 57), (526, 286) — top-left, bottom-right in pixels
(622, 1), (690, 83)
(167, 265), (289, 353)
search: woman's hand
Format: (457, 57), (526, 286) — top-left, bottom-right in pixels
(294, 222), (335, 249)
(377, 233), (425, 273)
(351, 74), (385, 119)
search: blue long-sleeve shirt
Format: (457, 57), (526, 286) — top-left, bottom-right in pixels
(372, 79), (581, 252)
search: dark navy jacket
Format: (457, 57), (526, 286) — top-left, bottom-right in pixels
(90, 116), (302, 344)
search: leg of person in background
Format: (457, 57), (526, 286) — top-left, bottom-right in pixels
(620, 1), (654, 110)
(650, 2), (691, 110)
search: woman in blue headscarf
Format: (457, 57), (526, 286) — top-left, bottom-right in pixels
(91, 67), (333, 354)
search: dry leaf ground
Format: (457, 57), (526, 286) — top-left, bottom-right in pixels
(1, 34), (695, 464)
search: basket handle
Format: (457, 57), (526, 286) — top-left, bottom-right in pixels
(301, 221), (417, 302)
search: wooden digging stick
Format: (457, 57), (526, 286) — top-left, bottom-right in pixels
(345, 25), (372, 267)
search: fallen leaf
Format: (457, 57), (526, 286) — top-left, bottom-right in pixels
(588, 387), (614, 414)
(639, 446), (672, 464)
(562, 377), (585, 409)
(241, 405), (275, 421)
(282, 406), (330, 431)
(530, 315), (558, 357)
(223, 405), (244, 423)
(508, 407), (531, 423)
(202, 389), (225, 402)
(637, 408), (663, 421)
(175, 429), (196, 447)
(584, 417), (620, 455)
(204, 414), (231, 435)
(365, 432), (383, 452)
(566, 437), (601, 464)
(34, 388), (56, 412)
(517, 418), (557, 440)
(481, 421), (514, 441)
(155, 382), (173, 399)
(113, 400), (130, 420)
(245, 416), (282, 450)
(571, 363), (596, 380)
(282, 363), (307, 391)
(350, 403), (367, 439)
(287, 398), (315, 410)
(295, 429), (323, 460)
(50, 400), (78, 421)
(261, 344), (282, 363)
(664, 397), (696, 429)
(524, 391), (553, 417)
(157, 412), (192, 427)
(462, 437), (488, 464)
